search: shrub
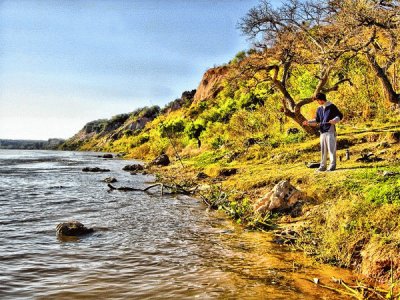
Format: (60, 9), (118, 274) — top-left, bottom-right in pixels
(158, 118), (186, 138)
(211, 136), (225, 149)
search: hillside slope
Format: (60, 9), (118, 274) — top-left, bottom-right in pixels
(61, 54), (400, 284)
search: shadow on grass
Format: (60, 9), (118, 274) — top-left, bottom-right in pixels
(339, 124), (400, 136)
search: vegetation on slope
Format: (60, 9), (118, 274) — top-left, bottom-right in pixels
(61, 0), (400, 283)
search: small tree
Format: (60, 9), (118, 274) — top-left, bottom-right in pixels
(185, 121), (205, 148)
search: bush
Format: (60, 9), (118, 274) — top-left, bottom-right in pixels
(185, 121), (205, 147)
(124, 129), (133, 137)
(238, 92), (265, 110)
(158, 118), (186, 138)
(211, 136), (225, 149)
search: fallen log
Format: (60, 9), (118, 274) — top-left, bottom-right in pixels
(107, 183), (195, 196)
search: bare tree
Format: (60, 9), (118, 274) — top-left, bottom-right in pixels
(239, 0), (372, 133)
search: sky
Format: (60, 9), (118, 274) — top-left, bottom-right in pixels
(0, 0), (275, 140)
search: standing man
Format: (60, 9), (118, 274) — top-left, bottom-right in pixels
(303, 92), (343, 171)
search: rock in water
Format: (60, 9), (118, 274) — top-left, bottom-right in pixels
(122, 164), (144, 172)
(82, 167), (110, 172)
(103, 177), (118, 183)
(56, 221), (94, 236)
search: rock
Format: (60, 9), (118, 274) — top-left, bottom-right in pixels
(377, 141), (390, 149)
(287, 128), (300, 135)
(226, 151), (241, 163)
(150, 154), (170, 166)
(387, 131), (400, 143)
(82, 167), (110, 172)
(254, 180), (307, 215)
(56, 221), (94, 236)
(218, 168), (238, 177)
(379, 149), (388, 155)
(305, 162), (320, 168)
(122, 164), (144, 172)
(356, 152), (383, 163)
(196, 172), (209, 179)
(382, 171), (399, 177)
(102, 154), (113, 159)
(103, 177), (117, 183)
(244, 137), (260, 147)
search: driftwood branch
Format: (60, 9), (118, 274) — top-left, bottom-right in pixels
(107, 183), (197, 196)
(310, 277), (396, 299)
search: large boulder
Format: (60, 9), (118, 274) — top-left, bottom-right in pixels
(254, 180), (307, 215)
(150, 153), (170, 166)
(56, 221), (94, 236)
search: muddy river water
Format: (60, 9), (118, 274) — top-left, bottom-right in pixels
(0, 150), (354, 299)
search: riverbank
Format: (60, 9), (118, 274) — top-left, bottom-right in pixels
(145, 125), (400, 288)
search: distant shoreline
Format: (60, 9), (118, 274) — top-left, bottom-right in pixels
(0, 138), (65, 150)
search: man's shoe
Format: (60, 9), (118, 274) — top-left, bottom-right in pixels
(317, 166), (326, 172)
(327, 166), (336, 171)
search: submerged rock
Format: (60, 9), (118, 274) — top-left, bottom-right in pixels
(82, 167), (110, 172)
(103, 177), (118, 183)
(56, 221), (94, 236)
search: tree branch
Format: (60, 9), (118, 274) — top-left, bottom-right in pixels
(323, 78), (353, 93)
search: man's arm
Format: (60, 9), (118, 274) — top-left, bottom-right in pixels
(329, 116), (341, 125)
(303, 107), (321, 126)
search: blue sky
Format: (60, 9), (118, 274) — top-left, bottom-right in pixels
(0, 0), (275, 140)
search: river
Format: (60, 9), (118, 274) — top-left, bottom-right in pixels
(0, 149), (354, 299)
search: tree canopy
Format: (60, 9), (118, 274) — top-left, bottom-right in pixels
(238, 0), (400, 133)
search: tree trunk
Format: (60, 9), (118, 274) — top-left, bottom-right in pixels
(366, 53), (400, 105)
(294, 114), (319, 136)
(284, 109), (319, 136)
